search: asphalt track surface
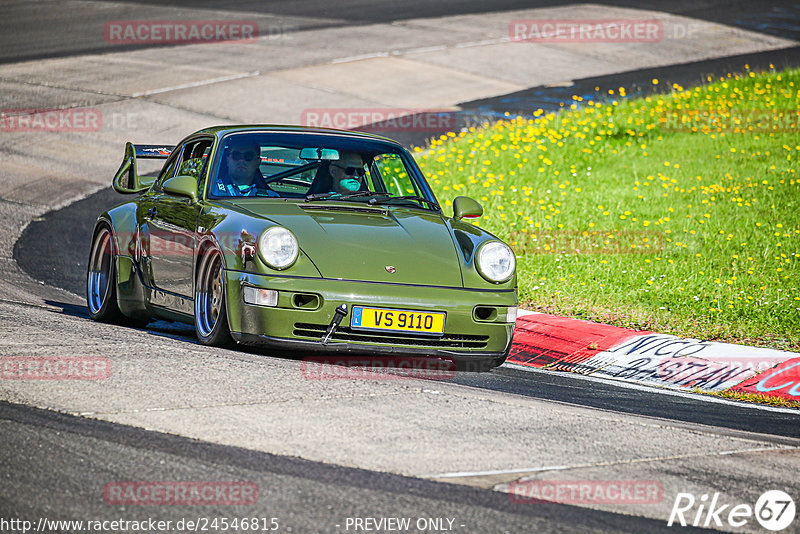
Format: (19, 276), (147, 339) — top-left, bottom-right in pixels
(15, 183), (800, 440)
(2, 0), (798, 64)
(461, 45), (800, 116)
(2, 401), (711, 533)
(4, 1), (800, 532)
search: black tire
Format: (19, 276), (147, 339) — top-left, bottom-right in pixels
(195, 247), (232, 346)
(86, 225), (149, 327)
(86, 225), (126, 323)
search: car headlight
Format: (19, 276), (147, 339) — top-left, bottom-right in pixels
(476, 241), (515, 283)
(258, 227), (298, 270)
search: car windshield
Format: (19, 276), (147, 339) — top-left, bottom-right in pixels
(208, 132), (438, 210)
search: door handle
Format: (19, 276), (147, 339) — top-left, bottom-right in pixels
(147, 207), (158, 218)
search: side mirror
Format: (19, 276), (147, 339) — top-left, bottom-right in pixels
(162, 175), (198, 203)
(453, 196), (483, 221)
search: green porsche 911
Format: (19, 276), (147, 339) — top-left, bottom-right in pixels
(87, 126), (517, 370)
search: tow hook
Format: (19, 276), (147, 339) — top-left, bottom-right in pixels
(321, 304), (348, 345)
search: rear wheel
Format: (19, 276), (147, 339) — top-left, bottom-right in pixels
(86, 225), (124, 323)
(86, 225), (148, 327)
(195, 248), (232, 346)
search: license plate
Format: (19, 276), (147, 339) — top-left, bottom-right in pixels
(350, 306), (445, 335)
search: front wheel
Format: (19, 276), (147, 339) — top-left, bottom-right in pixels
(195, 248), (232, 346)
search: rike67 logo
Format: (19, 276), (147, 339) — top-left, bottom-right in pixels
(668, 490), (795, 531)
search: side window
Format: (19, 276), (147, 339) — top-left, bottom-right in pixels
(155, 150), (180, 188)
(176, 139), (212, 182)
(372, 153), (418, 197)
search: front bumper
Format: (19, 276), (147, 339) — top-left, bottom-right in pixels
(225, 270), (516, 358)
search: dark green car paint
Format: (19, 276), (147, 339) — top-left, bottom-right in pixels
(229, 200), (465, 287)
(94, 126), (517, 364)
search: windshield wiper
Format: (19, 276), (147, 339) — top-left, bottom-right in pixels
(381, 195), (440, 210)
(305, 192), (338, 201)
(305, 191), (391, 202)
(343, 191), (391, 201)
(304, 192), (438, 210)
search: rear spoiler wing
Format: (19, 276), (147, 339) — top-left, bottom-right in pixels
(112, 142), (176, 194)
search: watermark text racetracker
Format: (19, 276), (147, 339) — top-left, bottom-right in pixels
(509, 19), (708, 43)
(1, 356), (111, 380)
(582, 334), (783, 391)
(104, 20), (262, 45)
(301, 356), (456, 381)
(1, 108), (101, 132)
(104, 481), (258, 506)
(301, 108), (458, 132)
(733, 357), (800, 400)
(510, 480), (663, 505)
(1, 108), (141, 133)
(510, 19), (663, 42)
(660, 109), (800, 134)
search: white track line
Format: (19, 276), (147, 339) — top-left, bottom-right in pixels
(428, 446), (797, 480)
(131, 71), (261, 97)
(331, 52), (389, 64)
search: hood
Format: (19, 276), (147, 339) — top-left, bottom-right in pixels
(238, 201), (464, 287)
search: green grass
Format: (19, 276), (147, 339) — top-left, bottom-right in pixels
(417, 66), (800, 350)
